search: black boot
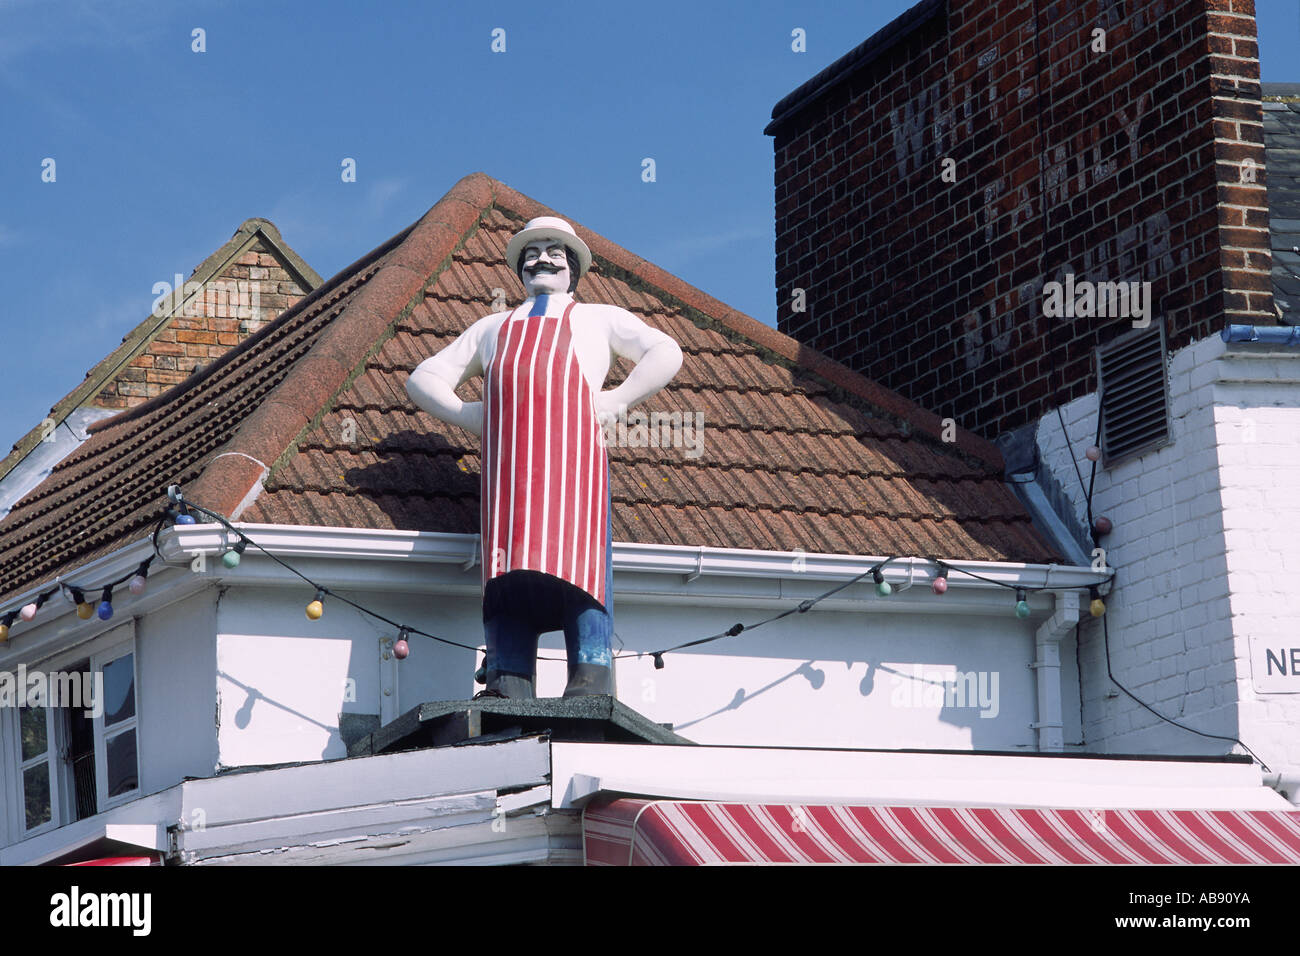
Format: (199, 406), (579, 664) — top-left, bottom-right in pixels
(484, 670), (535, 700)
(562, 662), (613, 697)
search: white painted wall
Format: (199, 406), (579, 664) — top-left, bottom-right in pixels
(1033, 334), (1300, 767)
(212, 571), (1067, 764)
(137, 588), (219, 791)
(1213, 345), (1300, 768)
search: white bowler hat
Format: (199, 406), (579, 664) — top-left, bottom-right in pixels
(505, 217), (592, 278)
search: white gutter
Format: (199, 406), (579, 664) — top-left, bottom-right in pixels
(1, 523), (1108, 662)
(158, 522), (1108, 591)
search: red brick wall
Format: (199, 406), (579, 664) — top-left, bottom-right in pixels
(93, 239), (311, 409)
(772, 0), (1271, 438)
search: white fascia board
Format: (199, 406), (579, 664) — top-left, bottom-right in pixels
(181, 735), (550, 828)
(189, 812), (577, 866)
(550, 743), (1293, 812)
(159, 523), (1106, 610)
(174, 742), (557, 865)
(0, 789), (179, 866)
(179, 784), (553, 858)
(4, 740), (555, 865)
(181, 790), (500, 858)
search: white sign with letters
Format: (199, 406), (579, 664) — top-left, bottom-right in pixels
(1249, 638), (1300, 694)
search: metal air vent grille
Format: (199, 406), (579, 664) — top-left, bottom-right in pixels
(1096, 320), (1171, 466)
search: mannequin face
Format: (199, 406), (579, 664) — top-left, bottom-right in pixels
(520, 239), (572, 295)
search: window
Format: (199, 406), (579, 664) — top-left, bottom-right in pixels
(96, 646), (139, 802)
(19, 704), (54, 831)
(5, 624), (139, 838)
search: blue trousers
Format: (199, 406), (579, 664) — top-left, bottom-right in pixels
(483, 571), (613, 682)
(482, 497), (615, 686)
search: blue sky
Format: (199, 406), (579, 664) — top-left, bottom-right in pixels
(1, 0), (1298, 458)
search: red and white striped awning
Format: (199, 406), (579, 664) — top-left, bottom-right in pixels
(583, 798), (1300, 865)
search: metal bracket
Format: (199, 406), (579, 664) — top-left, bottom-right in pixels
(461, 534), (481, 572)
(683, 546), (706, 584)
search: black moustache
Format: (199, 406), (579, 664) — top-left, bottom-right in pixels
(525, 264), (560, 274)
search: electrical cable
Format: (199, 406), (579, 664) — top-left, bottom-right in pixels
(1101, 613), (1270, 771)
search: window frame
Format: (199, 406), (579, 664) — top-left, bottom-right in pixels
(3, 620), (139, 838)
(15, 702), (62, 837)
(92, 641), (140, 810)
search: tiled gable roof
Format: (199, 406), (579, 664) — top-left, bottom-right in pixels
(0, 218), (321, 489)
(0, 173), (1058, 606)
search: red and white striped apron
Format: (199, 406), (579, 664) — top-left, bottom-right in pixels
(481, 296), (609, 608)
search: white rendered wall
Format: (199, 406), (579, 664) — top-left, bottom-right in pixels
(602, 595), (1046, 750)
(213, 570), (1066, 764)
(1033, 335), (1300, 767)
(136, 588), (219, 792)
(1212, 345), (1300, 768)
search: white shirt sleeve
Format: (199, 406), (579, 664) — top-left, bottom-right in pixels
(405, 316), (494, 436)
(593, 305), (683, 414)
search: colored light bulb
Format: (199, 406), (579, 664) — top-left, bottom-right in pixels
(77, 602), (94, 620)
(1015, 589), (1030, 619)
(129, 574), (147, 595)
(931, 576), (948, 595)
(20, 603), (37, 621)
(1089, 586), (1105, 618)
(306, 589), (325, 620)
(97, 601), (113, 621)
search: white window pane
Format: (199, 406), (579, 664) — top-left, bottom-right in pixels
(24, 763), (51, 829)
(102, 653), (135, 726)
(105, 729), (137, 797)
(20, 706), (47, 761)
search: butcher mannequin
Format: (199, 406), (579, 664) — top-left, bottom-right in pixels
(406, 217), (682, 698)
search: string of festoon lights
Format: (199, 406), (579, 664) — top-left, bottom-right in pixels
(0, 484), (1115, 673)
(0, 558), (157, 643)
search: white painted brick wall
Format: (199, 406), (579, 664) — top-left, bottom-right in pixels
(1035, 335), (1300, 768)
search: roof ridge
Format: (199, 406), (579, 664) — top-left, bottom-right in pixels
(481, 176), (1004, 473)
(187, 174), (495, 520)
